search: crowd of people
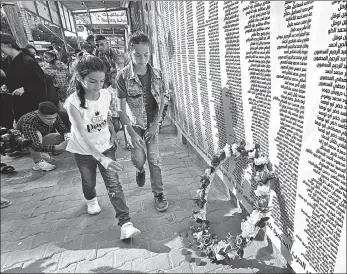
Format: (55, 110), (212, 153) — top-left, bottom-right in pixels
(0, 31), (170, 239)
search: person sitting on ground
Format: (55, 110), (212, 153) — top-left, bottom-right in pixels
(16, 101), (69, 171)
(117, 31), (169, 212)
(64, 54), (141, 240)
(96, 35), (130, 87)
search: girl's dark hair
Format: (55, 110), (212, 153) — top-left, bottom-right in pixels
(67, 55), (106, 109)
(128, 31), (150, 50)
(44, 50), (58, 65)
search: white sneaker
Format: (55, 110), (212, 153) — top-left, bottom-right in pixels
(120, 222), (141, 240)
(41, 153), (54, 163)
(32, 160), (56, 171)
(86, 197), (101, 215)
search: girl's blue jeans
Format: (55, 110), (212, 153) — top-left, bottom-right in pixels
(73, 146), (131, 227)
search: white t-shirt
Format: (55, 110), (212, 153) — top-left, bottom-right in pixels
(64, 89), (112, 155)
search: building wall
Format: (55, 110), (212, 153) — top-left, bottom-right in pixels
(149, 1), (347, 273)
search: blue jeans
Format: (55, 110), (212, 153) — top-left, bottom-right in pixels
(73, 146), (130, 227)
(131, 126), (163, 195)
(29, 132), (65, 163)
(111, 117), (129, 146)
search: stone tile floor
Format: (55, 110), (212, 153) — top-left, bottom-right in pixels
(1, 119), (291, 273)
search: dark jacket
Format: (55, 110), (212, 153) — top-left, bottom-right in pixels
(5, 52), (47, 121)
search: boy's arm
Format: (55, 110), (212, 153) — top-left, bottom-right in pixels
(152, 71), (166, 126)
(152, 94), (165, 126)
(116, 72), (137, 138)
(116, 72), (145, 148)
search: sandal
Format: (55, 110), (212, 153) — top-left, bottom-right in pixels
(1, 198), (12, 208)
(0, 163), (15, 174)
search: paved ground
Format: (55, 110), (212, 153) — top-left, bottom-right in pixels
(1, 119), (291, 273)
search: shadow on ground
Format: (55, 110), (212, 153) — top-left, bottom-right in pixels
(1, 258), (142, 273)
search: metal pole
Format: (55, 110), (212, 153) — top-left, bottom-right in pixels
(72, 13), (81, 49)
(54, 1), (69, 53)
(16, 1), (34, 43)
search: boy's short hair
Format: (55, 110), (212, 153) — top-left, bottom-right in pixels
(86, 35), (94, 42)
(95, 35), (107, 42)
(128, 31), (150, 49)
(38, 101), (58, 115)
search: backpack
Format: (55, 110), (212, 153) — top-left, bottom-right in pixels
(44, 73), (59, 105)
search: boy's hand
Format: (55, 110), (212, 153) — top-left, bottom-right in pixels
(144, 124), (158, 142)
(131, 133), (146, 149)
(110, 132), (118, 146)
(55, 140), (69, 152)
(107, 159), (123, 172)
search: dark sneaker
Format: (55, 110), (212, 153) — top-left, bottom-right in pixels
(154, 193), (169, 212)
(136, 170), (145, 187)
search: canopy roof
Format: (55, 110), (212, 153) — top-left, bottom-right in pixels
(60, 1), (128, 13)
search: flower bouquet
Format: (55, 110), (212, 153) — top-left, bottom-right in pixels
(190, 140), (276, 263)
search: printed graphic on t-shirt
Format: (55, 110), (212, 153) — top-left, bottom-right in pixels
(87, 111), (107, 132)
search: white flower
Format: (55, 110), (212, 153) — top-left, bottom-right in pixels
(231, 143), (240, 156)
(248, 149), (257, 159)
(255, 185), (271, 196)
(254, 156), (268, 166)
(196, 189), (204, 199)
(249, 210), (262, 224)
(193, 231), (203, 240)
(245, 143), (255, 152)
(216, 254), (225, 261)
(241, 210), (264, 238)
(241, 220), (255, 238)
(223, 144), (232, 158)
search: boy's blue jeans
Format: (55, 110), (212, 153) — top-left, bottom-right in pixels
(73, 146), (131, 227)
(131, 126), (164, 195)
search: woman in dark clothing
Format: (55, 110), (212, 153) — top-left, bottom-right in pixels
(0, 55), (14, 129)
(0, 34), (47, 122)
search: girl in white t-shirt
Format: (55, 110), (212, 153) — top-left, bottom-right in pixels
(64, 55), (140, 240)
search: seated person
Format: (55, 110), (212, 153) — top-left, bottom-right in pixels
(16, 101), (69, 171)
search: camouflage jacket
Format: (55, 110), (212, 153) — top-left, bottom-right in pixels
(120, 62), (165, 130)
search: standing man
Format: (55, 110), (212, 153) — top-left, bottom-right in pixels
(95, 35), (130, 87)
(86, 35), (97, 55)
